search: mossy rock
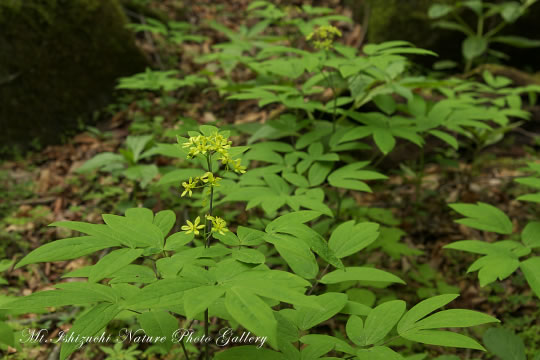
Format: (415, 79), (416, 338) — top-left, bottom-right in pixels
(0, 0), (147, 153)
(347, 0), (540, 71)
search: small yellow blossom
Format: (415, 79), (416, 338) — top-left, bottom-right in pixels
(206, 214), (228, 235)
(231, 159), (246, 174)
(181, 216), (205, 235)
(181, 177), (199, 197)
(200, 172), (222, 187)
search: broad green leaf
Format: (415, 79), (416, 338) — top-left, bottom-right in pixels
(125, 279), (202, 309)
(373, 95), (397, 115)
(232, 248), (265, 264)
(265, 234), (319, 279)
(0, 322), (14, 347)
(226, 271), (319, 309)
(520, 257), (540, 299)
(103, 214), (164, 248)
(401, 329), (485, 350)
(429, 130), (458, 149)
(363, 300), (406, 345)
(75, 152), (124, 173)
(321, 267), (405, 285)
(184, 285), (226, 318)
(153, 210), (176, 237)
(60, 303), (122, 360)
(329, 221), (379, 258)
(49, 221), (125, 246)
(469, 255), (519, 286)
(491, 36), (540, 48)
(462, 36), (487, 60)
(283, 172), (309, 188)
(413, 309), (498, 329)
(398, 294), (459, 334)
(89, 248), (144, 283)
(225, 288), (278, 348)
(357, 346), (404, 360)
(482, 327), (526, 360)
(373, 129), (396, 155)
(54, 282), (118, 303)
(266, 211), (322, 232)
(15, 236), (116, 269)
(449, 202), (513, 234)
(214, 346), (286, 360)
(346, 315), (365, 346)
(328, 162), (386, 192)
(428, 4), (454, 18)
(1, 286), (115, 309)
(295, 293), (348, 330)
(164, 232), (194, 251)
(125, 208), (153, 223)
(521, 222), (540, 248)
(137, 310), (178, 351)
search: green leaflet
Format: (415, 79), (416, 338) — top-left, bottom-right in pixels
(89, 248), (144, 283)
(1, 284), (117, 309)
(103, 214), (164, 249)
(265, 233), (319, 279)
(361, 300), (406, 346)
(357, 346), (404, 360)
(483, 327), (526, 360)
(413, 309), (499, 329)
(225, 287), (278, 349)
(521, 221), (540, 249)
(124, 278), (202, 309)
(137, 310), (178, 351)
(449, 202), (513, 234)
(520, 256), (540, 299)
(125, 207), (154, 223)
(153, 210), (176, 237)
(294, 292), (348, 330)
(60, 303), (122, 360)
(401, 330), (485, 350)
(225, 270), (319, 309)
(328, 162), (387, 192)
(398, 294), (459, 334)
(183, 285), (226, 318)
(320, 267), (405, 285)
(49, 221), (124, 246)
(214, 346), (286, 360)
(329, 221), (379, 258)
(15, 236), (117, 269)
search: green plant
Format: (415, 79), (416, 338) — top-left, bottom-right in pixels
(0, 125), (501, 360)
(100, 342), (142, 360)
(428, 0), (540, 71)
(76, 134), (158, 190)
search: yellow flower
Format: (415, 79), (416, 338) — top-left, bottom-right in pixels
(231, 159), (246, 174)
(206, 214), (228, 235)
(200, 172), (222, 187)
(181, 216), (205, 235)
(181, 177), (198, 197)
(306, 25), (342, 50)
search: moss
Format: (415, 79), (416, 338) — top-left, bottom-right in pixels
(0, 0), (148, 153)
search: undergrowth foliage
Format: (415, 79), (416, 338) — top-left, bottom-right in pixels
(2, 1), (540, 359)
(2, 125), (500, 359)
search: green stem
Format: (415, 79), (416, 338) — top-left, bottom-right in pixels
(204, 154), (214, 360)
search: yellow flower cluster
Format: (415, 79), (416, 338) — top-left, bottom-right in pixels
(183, 132), (232, 159)
(181, 215), (228, 236)
(182, 131), (246, 174)
(306, 25), (342, 50)
(205, 214), (229, 235)
(181, 172), (222, 197)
